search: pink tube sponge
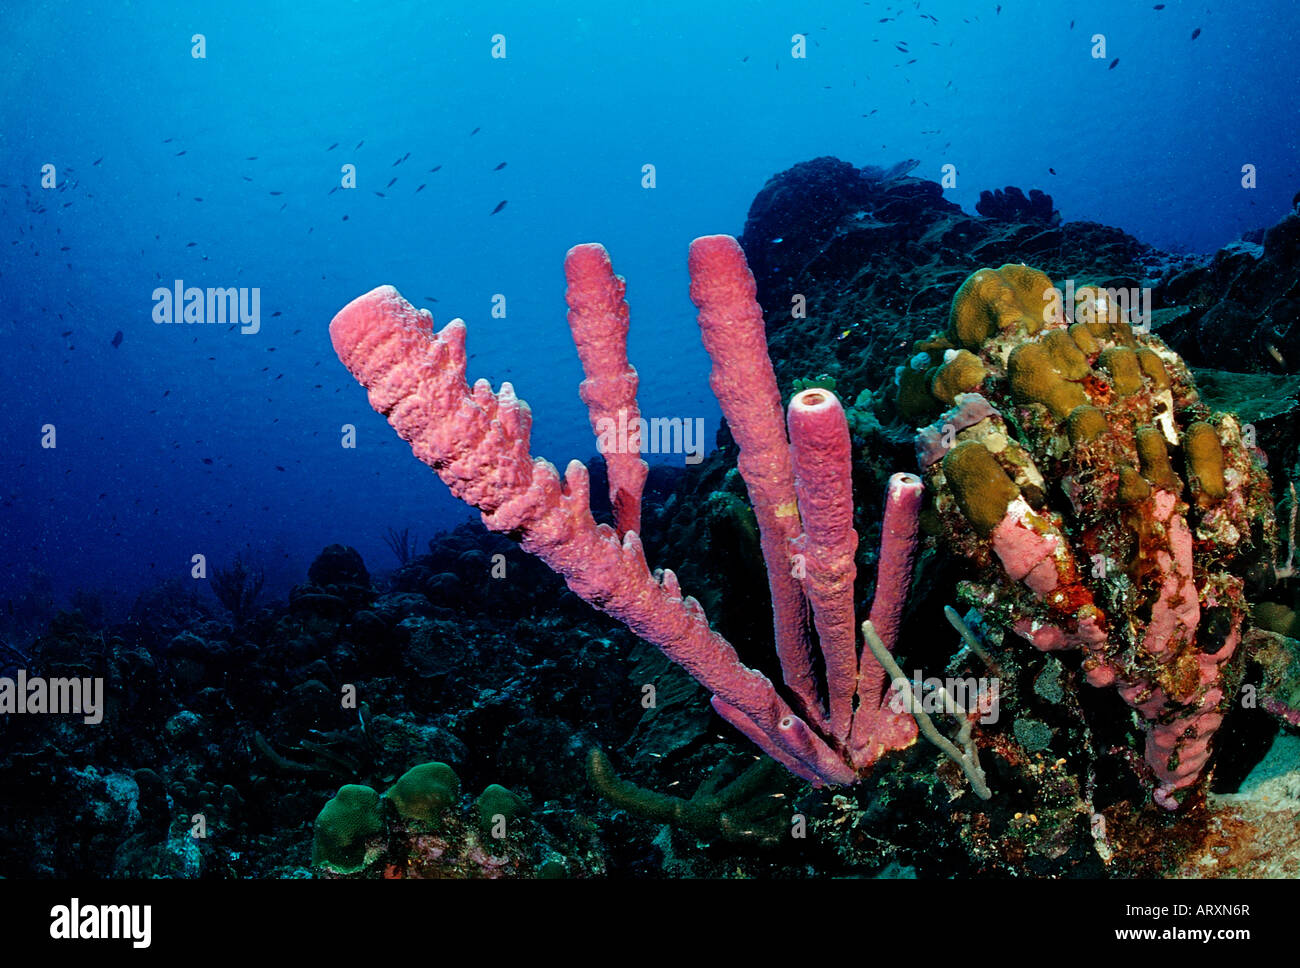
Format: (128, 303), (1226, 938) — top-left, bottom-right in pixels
(330, 237), (924, 788)
(787, 389), (859, 738)
(564, 243), (648, 537)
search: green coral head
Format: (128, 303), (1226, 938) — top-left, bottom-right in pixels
(384, 761), (461, 823)
(474, 784), (528, 835)
(312, 783), (384, 873)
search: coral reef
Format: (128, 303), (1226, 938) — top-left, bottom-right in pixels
(4, 155), (1300, 881)
(0, 539), (635, 878)
(736, 156), (1167, 401)
(313, 761), (575, 878)
(1158, 214), (1300, 373)
(905, 264), (1278, 809)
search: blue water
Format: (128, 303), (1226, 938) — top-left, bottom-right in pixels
(2, 0), (1297, 614)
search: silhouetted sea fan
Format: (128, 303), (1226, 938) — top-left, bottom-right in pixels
(212, 554), (265, 625)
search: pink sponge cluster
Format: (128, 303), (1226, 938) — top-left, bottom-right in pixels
(330, 236), (923, 786)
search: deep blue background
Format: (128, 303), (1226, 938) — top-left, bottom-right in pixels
(2, 0), (1297, 614)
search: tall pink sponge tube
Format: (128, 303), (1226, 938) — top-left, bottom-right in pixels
(689, 235), (820, 727)
(564, 243), (648, 537)
(787, 388), (859, 739)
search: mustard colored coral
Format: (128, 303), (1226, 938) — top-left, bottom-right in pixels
(948, 264), (1055, 350)
(941, 440), (1019, 537)
(1041, 329), (1091, 380)
(1184, 421), (1227, 504)
(1135, 426), (1181, 493)
(1066, 405), (1107, 445)
(1008, 343), (1088, 418)
(1097, 346), (1143, 396)
(1136, 348), (1171, 389)
(931, 349), (987, 405)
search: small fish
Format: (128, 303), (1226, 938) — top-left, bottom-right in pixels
(492, 162), (507, 171)
(392, 156), (402, 167)
(429, 165), (442, 173)
(342, 214), (349, 221)
(242, 176), (253, 181)
(1191, 27), (1201, 40)
(1109, 58), (1119, 69)
(327, 142), (338, 150)
(374, 191), (386, 197)
(193, 197), (203, 202)
(356, 140), (364, 149)
(1070, 19), (1075, 28)
(1049, 167), (1057, 174)
(742, 55), (749, 62)
(61, 330), (72, 337)
(490, 200), (507, 215)
(270, 191), (282, 195)
(415, 183), (426, 193)
(386, 176), (397, 187)
(1153, 3), (1164, 8)
(202, 457), (213, 465)
(328, 186), (339, 194)
(275, 465), (285, 472)
(162, 137), (173, 143)
(271, 311), (282, 317)
(423, 296), (438, 303)
(246, 156), (258, 161)
(186, 241), (198, 247)
(110, 330), (123, 348)
(470, 127), (480, 135)
(175, 150), (186, 156)
(92, 157), (103, 166)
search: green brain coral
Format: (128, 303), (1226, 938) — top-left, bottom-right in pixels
(312, 784), (384, 873)
(474, 784), (528, 834)
(385, 762), (461, 822)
